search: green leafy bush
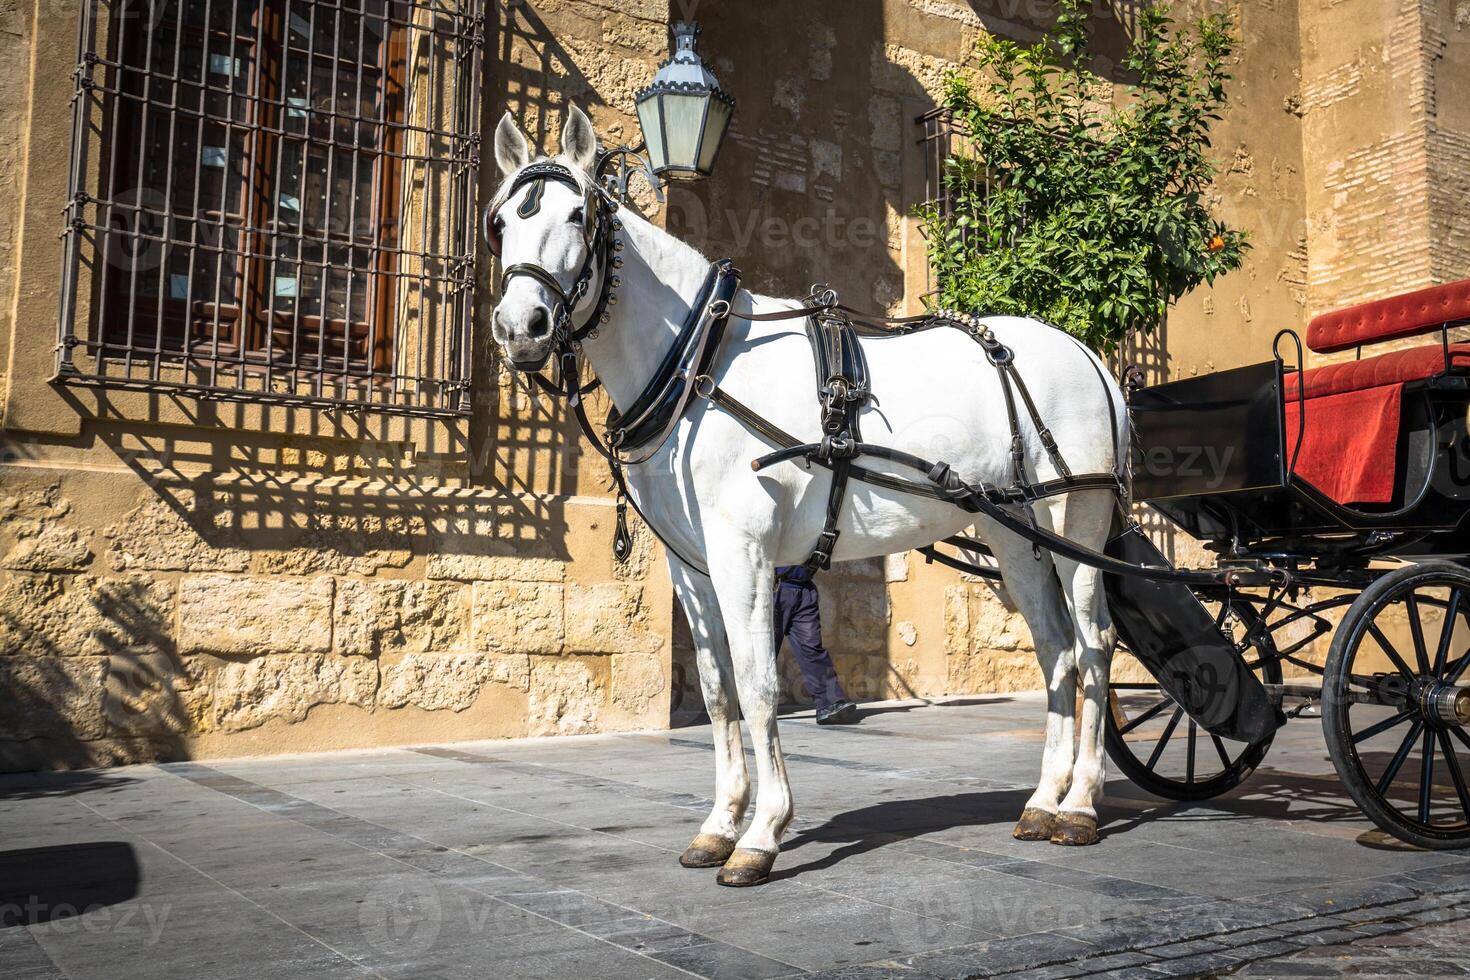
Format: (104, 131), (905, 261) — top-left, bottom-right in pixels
(921, 0), (1247, 351)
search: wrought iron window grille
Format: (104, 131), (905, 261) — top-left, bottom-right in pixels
(916, 106), (1017, 251)
(57, 0), (483, 418)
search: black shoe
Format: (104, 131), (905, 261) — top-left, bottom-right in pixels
(815, 701), (859, 725)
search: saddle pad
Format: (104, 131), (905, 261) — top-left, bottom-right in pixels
(1284, 383), (1402, 504)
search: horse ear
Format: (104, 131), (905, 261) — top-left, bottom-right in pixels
(559, 104), (598, 174)
(494, 111), (531, 176)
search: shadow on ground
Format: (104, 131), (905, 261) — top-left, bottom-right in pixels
(0, 842), (140, 926)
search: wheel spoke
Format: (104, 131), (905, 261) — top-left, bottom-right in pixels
(1367, 623), (1417, 681)
(1119, 697), (1171, 736)
(1376, 719), (1425, 797)
(1419, 727), (1436, 824)
(1437, 730), (1470, 824)
(1447, 651), (1470, 686)
(1352, 707), (1416, 745)
(1434, 590), (1463, 676)
(1406, 593), (1432, 675)
(1211, 733), (1233, 769)
(1453, 726), (1470, 755)
(1186, 721), (1197, 784)
(1147, 708), (1184, 771)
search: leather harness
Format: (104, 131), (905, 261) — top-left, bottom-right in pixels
(488, 161), (1129, 578)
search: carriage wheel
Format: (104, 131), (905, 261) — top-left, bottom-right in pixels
(1104, 599), (1283, 801)
(1323, 561), (1470, 850)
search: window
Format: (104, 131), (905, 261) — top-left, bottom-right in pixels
(59, 0), (483, 417)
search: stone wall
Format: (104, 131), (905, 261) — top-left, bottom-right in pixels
(0, 462), (671, 770)
(0, 0), (675, 772)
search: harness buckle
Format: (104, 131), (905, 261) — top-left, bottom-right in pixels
(805, 529), (840, 572)
(706, 298), (731, 320)
(820, 434), (858, 460)
(693, 374), (717, 400)
(808, 284), (838, 309)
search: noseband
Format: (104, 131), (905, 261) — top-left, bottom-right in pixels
(485, 161), (622, 345)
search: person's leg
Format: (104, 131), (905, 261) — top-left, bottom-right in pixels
(784, 583), (846, 710)
(772, 579), (796, 664)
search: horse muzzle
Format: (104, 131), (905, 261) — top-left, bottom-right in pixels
(508, 349), (552, 372)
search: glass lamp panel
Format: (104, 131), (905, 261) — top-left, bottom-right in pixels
(636, 98), (667, 172)
(660, 92), (708, 170)
(696, 99), (732, 174)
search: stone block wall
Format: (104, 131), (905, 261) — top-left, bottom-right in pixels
(0, 467), (671, 770)
(0, 0), (679, 772)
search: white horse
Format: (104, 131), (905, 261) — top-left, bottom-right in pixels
(489, 106), (1128, 886)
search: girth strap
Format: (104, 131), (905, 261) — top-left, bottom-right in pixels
(799, 301), (871, 572)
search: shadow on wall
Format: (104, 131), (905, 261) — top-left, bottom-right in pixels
(0, 577), (191, 769)
(657, 2), (935, 714)
(660, 0), (1160, 715)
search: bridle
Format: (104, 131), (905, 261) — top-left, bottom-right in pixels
(484, 160), (622, 347)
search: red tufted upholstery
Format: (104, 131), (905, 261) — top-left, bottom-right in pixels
(1284, 342), (1470, 398)
(1306, 278), (1470, 354)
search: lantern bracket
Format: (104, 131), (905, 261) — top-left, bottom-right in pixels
(597, 142), (665, 209)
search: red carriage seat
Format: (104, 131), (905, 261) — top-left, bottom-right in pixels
(1283, 279), (1470, 504)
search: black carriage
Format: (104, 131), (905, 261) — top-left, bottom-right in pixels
(1099, 279), (1470, 849)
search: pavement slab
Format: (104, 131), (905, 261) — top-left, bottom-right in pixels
(2, 693), (1469, 978)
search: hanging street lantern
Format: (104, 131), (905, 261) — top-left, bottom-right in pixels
(634, 21), (735, 180)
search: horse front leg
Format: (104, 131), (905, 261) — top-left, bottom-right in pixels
(668, 556), (750, 868)
(705, 535), (790, 887)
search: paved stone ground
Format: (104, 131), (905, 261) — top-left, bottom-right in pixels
(1, 693), (1468, 980)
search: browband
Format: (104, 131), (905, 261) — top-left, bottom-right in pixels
(485, 161), (592, 258)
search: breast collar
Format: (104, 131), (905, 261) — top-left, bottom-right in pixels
(485, 161), (622, 344)
(604, 259), (739, 459)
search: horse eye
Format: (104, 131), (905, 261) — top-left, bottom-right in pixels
(569, 207), (584, 225)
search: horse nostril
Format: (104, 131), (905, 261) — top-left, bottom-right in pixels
(526, 307), (551, 338)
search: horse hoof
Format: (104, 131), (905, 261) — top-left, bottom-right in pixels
(680, 833), (736, 869)
(1013, 807), (1057, 841)
(1050, 812), (1099, 846)
(715, 848), (776, 887)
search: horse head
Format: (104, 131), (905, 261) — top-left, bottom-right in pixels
(488, 105), (605, 371)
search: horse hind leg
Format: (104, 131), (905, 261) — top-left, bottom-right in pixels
(1049, 489), (1119, 846)
(980, 520), (1078, 841)
(668, 557), (749, 869)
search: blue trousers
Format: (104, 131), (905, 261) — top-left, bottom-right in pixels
(774, 579), (846, 710)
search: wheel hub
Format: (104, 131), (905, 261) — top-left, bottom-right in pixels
(1418, 682), (1470, 728)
